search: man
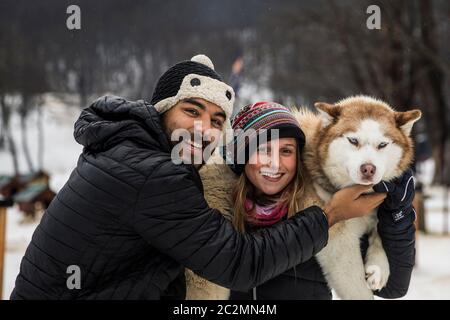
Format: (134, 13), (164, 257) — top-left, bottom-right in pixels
(11, 54), (388, 299)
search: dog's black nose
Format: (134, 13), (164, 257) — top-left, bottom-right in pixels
(360, 163), (376, 178)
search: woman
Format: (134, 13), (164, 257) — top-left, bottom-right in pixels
(223, 101), (416, 300)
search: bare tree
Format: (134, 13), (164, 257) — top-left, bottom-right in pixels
(0, 95), (19, 175)
(256, 0), (449, 182)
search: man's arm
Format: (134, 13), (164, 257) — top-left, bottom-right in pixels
(132, 161), (329, 292)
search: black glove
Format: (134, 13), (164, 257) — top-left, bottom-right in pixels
(373, 169), (416, 223)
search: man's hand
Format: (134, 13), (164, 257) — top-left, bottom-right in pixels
(323, 185), (387, 227)
(373, 169), (415, 222)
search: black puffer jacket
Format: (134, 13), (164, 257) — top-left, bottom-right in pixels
(10, 95), (330, 300)
(230, 219), (331, 300)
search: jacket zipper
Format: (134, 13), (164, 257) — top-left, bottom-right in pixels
(253, 287), (257, 300)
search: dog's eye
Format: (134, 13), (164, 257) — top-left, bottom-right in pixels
(347, 137), (359, 146)
(378, 142), (389, 149)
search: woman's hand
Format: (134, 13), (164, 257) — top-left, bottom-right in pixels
(323, 185), (387, 227)
(372, 169), (416, 223)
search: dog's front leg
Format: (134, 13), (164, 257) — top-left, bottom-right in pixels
(316, 224), (374, 300)
(364, 227), (390, 291)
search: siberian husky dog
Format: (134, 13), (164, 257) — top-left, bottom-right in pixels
(185, 95), (421, 300)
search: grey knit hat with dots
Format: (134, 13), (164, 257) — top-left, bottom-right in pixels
(150, 54), (235, 119)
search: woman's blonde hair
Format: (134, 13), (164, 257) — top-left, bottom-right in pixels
(232, 147), (305, 233)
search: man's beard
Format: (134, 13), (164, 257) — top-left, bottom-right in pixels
(163, 125), (215, 170)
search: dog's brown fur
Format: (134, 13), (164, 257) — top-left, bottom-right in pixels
(185, 162), (236, 299)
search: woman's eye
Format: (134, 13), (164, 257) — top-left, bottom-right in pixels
(281, 149), (293, 155)
(378, 142), (389, 149)
(347, 137), (359, 146)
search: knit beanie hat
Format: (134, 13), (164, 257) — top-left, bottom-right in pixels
(223, 101), (305, 174)
(151, 54), (235, 119)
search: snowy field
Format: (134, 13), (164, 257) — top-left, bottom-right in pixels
(1, 96), (449, 300)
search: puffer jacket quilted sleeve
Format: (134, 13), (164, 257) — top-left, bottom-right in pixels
(133, 158), (329, 291)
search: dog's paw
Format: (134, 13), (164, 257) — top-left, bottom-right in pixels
(365, 265), (387, 291)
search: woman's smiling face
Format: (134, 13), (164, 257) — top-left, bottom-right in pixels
(244, 138), (298, 196)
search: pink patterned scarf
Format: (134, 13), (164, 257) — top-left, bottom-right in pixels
(244, 198), (288, 226)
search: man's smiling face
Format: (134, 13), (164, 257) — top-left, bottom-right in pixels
(161, 98), (226, 168)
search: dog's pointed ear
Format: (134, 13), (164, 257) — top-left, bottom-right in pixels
(395, 109), (422, 136)
(314, 102), (341, 127)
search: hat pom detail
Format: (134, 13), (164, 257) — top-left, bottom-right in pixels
(191, 54), (215, 70)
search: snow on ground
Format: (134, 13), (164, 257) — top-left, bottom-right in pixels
(3, 205), (39, 299)
(401, 234), (450, 299)
(1, 95), (450, 299)
(421, 185), (450, 235)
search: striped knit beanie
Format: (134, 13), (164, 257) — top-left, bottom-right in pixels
(223, 101), (305, 174)
(151, 54), (235, 119)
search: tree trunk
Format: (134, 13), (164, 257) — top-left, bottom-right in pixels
(0, 95), (19, 175)
(20, 93), (35, 173)
(6, 129), (19, 176)
(37, 100), (44, 170)
(419, 0), (449, 185)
